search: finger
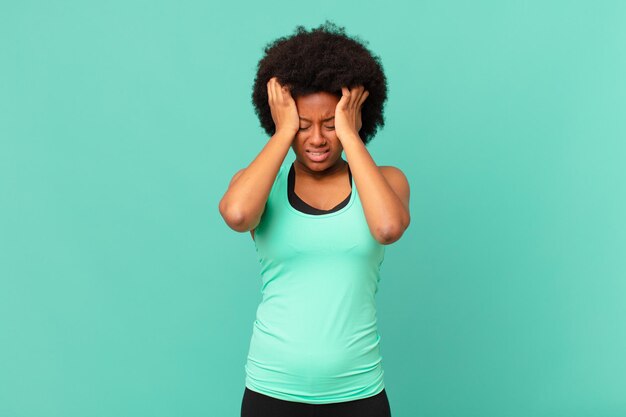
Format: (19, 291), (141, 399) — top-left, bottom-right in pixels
(281, 85), (291, 103)
(274, 78), (283, 104)
(346, 85), (358, 109)
(267, 78), (276, 104)
(341, 86), (348, 99)
(358, 90), (369, 107)
(277, 80), (291, 105)
(352, 86), (366, 109)
(340, 87), (351, 108)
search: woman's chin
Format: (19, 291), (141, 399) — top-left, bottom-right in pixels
(296, 156), (344, 173)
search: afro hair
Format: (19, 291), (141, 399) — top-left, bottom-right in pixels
(251, 20), (388, 145)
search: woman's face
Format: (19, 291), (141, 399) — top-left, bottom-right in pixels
(292, 91), (345, 174)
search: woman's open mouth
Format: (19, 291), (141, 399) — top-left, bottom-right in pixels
(306, 150), (330, 162)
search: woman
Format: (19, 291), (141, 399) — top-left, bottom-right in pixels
(219, 21), (410, 417)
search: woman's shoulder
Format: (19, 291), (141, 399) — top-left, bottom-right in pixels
(378, 165), (408, 181)
(377, 165), (410, 207)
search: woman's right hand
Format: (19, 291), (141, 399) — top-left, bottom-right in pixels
(267, 77), (299, 138)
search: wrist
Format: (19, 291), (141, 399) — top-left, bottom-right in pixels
(273, 129), (297, 142)
(338, 131), (362, 144)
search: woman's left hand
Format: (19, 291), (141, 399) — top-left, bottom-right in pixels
(334, 85), (369, 141)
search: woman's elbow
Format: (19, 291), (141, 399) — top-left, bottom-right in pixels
(218, 199), (254, 232)
(372, 226), (402, 245)
(373, 216), (410, 245)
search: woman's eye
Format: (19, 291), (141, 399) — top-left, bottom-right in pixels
(298, 126), (334, 131)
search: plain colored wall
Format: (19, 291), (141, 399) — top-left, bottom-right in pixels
(1, 1), (625, 416)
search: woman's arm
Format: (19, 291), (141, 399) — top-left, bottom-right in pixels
(342, 138), (410, 244)
(218, 77), (299, 232)
(335, 86), (411, 245)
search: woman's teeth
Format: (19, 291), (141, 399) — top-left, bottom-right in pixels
(306, 150), (330, 162)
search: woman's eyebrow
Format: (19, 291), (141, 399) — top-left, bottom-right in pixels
(299, 116), (335, 122)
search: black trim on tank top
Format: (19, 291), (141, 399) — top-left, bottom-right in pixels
(288, 162), (352, 215)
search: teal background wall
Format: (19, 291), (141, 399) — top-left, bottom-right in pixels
(1, 1), (625, 416)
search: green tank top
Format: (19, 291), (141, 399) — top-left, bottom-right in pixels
(244, 162), (386, 404)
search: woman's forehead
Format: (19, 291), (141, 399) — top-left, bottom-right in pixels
(295, 91), (339, 118)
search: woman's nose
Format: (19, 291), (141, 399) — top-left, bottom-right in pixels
(309, 126), (327, 145)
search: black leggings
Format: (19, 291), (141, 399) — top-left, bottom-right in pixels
(241, 387), (392, 417)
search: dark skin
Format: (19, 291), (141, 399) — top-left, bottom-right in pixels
(290, 91), (350, 213)
(219, 78), (410, 244)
